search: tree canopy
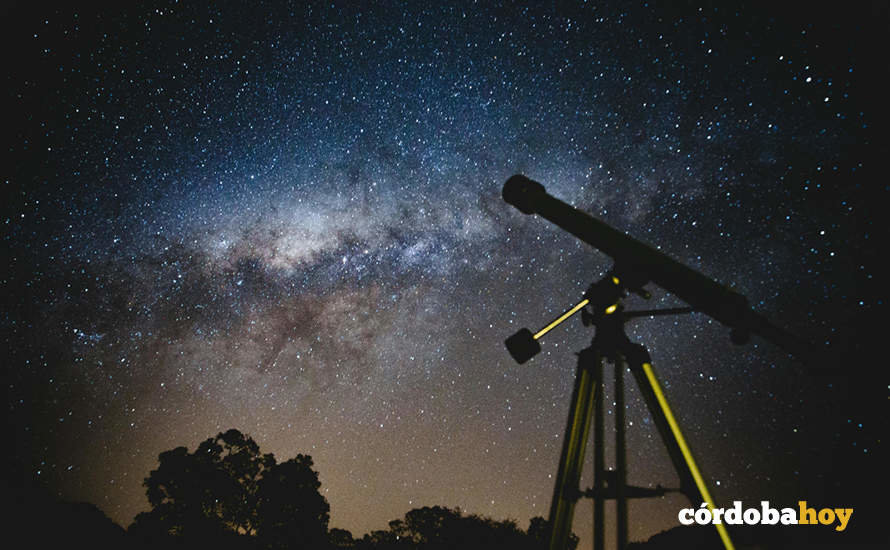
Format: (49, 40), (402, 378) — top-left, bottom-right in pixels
(128, 429), (574, 550)
(358, 505), (577, 550)
(130, 429), (317, 546)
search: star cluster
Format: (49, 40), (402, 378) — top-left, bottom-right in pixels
(5, 2), (884, 548)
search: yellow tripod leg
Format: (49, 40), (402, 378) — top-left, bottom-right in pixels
(640, 362), (735, 550)
(547, 348), (600, 550)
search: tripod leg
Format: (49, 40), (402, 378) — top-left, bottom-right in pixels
(630, 359), (735, 550)
(547, 348), (600, 550)
(615, 362), (628, 550)
(593, 358), (604, 550)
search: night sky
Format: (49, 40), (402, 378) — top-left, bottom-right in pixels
(5, 2), (886, 548)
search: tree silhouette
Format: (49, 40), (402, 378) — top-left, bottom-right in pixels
(126, 429), (572, 549)
(356, 506), (574, 550)
(328, 527), (356, 548)
(130, 429), (329, 548)
(527, 515), (579, 550)
(256, 455), (330, 549)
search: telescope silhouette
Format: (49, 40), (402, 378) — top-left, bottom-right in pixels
(502, 174), (835, 550)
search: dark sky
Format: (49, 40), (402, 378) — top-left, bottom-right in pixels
(5, 2), (886, 548)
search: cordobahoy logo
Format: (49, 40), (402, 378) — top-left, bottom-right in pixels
(679, 501), (853, 532)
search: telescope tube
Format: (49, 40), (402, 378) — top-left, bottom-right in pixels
(503, 174), (817, 362)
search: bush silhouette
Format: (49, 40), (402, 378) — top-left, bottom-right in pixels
(126, 430), (576, 549)
(130, 429), (326, 549)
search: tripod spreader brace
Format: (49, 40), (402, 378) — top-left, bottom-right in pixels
(579, 477), (680, 501)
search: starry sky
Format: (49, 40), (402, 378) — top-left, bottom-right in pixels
(5, 2), (886, 548)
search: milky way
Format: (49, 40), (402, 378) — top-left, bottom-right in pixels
(6, 3), (884, 548)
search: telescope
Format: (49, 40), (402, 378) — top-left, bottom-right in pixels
(502, 174), (830, 550)
(503, 174), (820, 364)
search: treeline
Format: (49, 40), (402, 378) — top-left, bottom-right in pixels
(8, 430), (576, 550)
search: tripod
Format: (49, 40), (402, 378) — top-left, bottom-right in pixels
(506, 272), (735, 550)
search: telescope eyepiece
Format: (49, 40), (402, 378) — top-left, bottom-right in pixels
(503, 174), (546, 215)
